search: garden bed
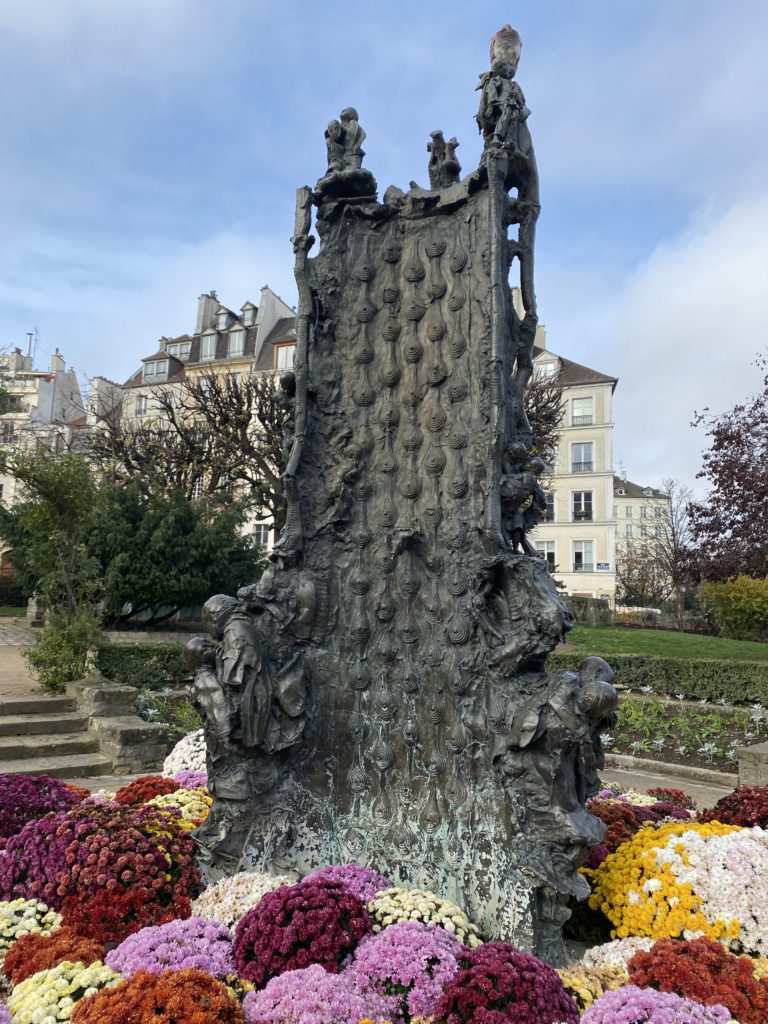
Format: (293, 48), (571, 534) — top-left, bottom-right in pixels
(607, 694), (767, 772)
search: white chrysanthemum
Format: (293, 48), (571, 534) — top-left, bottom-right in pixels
(368, 887), (482, 947)
(0, 899), (62, 955)
(657, 825), (768, 956)
(581, 936), (654, 970)
(192, 871), (295, 929)
(8, 960), (121, 1022)
(162, 729), (207, 776)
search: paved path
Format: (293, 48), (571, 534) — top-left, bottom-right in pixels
(0, 620), (41, 697)
(601, 765), (731, 809)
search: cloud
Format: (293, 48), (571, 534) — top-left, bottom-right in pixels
(606, 190), (768, 492)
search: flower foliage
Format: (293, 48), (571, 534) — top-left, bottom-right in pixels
(628, 936), (768, 1024)
(114, 775), (180, 805)
(234, 878), (372, 987)
(70, 968), (245, 1024)
(0, 897), (61, 954)
(433, 941), (579, 1024)
(8, 960), (121, 1023)
(347, 920), (463, 1020)
(303, 863), (392, 904)
(243, 964), (385, 1024)
(3, 925), (105, 984)
(0, 802), (200, 943)
(369, 888), (482, 948)
(588, 821), (768, 951)
(162, 729), (206, 777)
(105, 917), (234, 977)
(699, 785), (768, 828)
(192, 871), (295, 930)
(580, 984), (734, 1023)
(0, 773), (83, 845)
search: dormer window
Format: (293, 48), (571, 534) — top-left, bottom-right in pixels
(617, 487), (626, 496)
(242, 303), (256, 327)
(143, 359), (169, 383)
(275, 342), (297, 369)
(166, 341), (191, 361)
(201, 332), (217, 361)
(229, 330), (245, 357)
(216, 310), (231, 331)
(643, 488), (653, 497)
(537, 360), (558, 379)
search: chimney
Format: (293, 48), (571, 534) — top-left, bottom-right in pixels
(50, 348), (65, 374)
(195, 291), (218, 334)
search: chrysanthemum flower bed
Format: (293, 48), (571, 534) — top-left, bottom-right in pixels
(0, 765), (767, 1024)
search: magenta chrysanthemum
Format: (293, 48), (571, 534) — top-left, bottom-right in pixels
(303, 863), (392, 903)
(234, 877), (371, 987)
(348, 920), (463, 1020)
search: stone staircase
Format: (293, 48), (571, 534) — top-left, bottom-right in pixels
(0, 695), (112, 778)
(0, 680), (169, 779)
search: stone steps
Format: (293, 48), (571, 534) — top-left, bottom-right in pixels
(0, 752), (114, 779)
(0, 692), (111, 779)
(0, 712), (89, 736)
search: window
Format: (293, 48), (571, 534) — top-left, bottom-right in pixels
(643, 488), (653, 497)
(229, 330), (245, 357)
(167, 341), (191, 361)
(535, 540), (556, 569)
(625, 506), (633, 518)
(573, 541), (593, 572)
(612, 505), (618, 518)
(252, 523), (272, 548)
(617, 487), (626, 496)
(217, 311), (230, 330)
(537, 361), (558, 378)
(572, 397), (593, 426)
(654, 525), (661, 538)
(573, 491), (593, 521)
(191, 478), (203, 500)
(640, 525), (648, 538)
(136, 395), (148, 417)
(544, 492), (555, 522)
(275, 343), (297, 369)
(655, 506), (662, 518)
(143, 359), (168, 382)
(572, 442), (593, 473)
(1, 422), (15, 440)
(640, 505), (647, 518)
(626, 524), (633, 539)
(201, 333), (217, 361)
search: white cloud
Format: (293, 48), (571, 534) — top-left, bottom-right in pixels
(607, 190), (768, 492)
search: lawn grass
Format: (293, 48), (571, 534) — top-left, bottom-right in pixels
(0, 607), (26, 618)
(565, 624), (768, 662)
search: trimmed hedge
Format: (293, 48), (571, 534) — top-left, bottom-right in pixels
(547, 651), (768, 705)
(96, 643), (188, 691)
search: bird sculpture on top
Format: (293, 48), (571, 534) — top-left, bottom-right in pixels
(490, 23), (522, 67)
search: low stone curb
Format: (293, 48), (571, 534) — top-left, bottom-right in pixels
(605, 753), (737, 786)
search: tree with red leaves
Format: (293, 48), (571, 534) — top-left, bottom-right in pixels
(688, 356), (768, 581)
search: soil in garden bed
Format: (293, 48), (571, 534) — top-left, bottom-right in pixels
(607, 695), (767, 772)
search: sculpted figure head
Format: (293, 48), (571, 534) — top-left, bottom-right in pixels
(202, 594), (238, 639)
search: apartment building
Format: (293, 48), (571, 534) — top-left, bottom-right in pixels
(89, 287), (296, 548)
(0, 346), (86, 572)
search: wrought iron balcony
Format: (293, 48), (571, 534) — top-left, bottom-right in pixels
(573, 562), (594, 572)
(571, 461), (593, 472)
(573, 510), (593, 521)
(571, 415), (593, 426)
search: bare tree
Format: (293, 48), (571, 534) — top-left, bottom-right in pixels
(614, 478), (694, 627)
(85, 369), (287, 531)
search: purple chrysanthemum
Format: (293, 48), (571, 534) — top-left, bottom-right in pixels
(243, 964), (387, 1024)
(303, 863), (392, 903)
(581, 985), (734, 1023)
(105, 916), (234, 977)
(347, 920), (463, 1020)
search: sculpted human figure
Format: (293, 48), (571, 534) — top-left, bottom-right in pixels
(577, 656), (618, 799)
(476, 57), (532, 156)
(340, 106), (366, 169)
(427, 130), (446, 189)
(324, 119), (345, 173)
(500, 451), (548, 555)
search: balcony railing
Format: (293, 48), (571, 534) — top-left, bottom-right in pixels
(573, 562), (594, 572)
(572, 415), (593, 426)
(571, 461), (593, 472)
(573, 510), (593, 521)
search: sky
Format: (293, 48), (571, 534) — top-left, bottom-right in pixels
(1, 0), (767, 494)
